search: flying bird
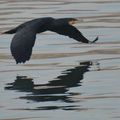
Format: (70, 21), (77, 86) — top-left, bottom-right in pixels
(2, 17), (98, 64)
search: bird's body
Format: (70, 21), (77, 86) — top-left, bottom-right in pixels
(4, 17), (54, 34)
(3, 17), (98, 64)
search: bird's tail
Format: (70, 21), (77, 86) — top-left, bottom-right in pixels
(1, 28), (17, 34)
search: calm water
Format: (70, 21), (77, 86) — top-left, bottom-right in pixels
(0, 0), (120, 120)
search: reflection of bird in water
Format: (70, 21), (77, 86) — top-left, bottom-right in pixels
(5, 61), (93, 105)
(2, 17), (98, 64)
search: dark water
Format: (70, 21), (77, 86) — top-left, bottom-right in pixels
(0, 0), (120, 120)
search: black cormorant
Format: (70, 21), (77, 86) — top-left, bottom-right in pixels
(2, 17), (98, 64)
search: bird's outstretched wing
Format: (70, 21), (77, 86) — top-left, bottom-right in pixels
(50, 24), (98, 43)
(10, 26), (36, 64)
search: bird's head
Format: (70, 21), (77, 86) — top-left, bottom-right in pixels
(68, 18), (78, 25)
(53, 18), (78, 26)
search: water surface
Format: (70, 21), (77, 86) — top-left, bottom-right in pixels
(0, 0), (120, 120)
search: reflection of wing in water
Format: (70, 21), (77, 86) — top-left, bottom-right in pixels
(5, 76), (34, 92)
(5, 61), (94, 110)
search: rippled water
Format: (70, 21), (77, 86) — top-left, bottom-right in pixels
(0, 0), (120, 120)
